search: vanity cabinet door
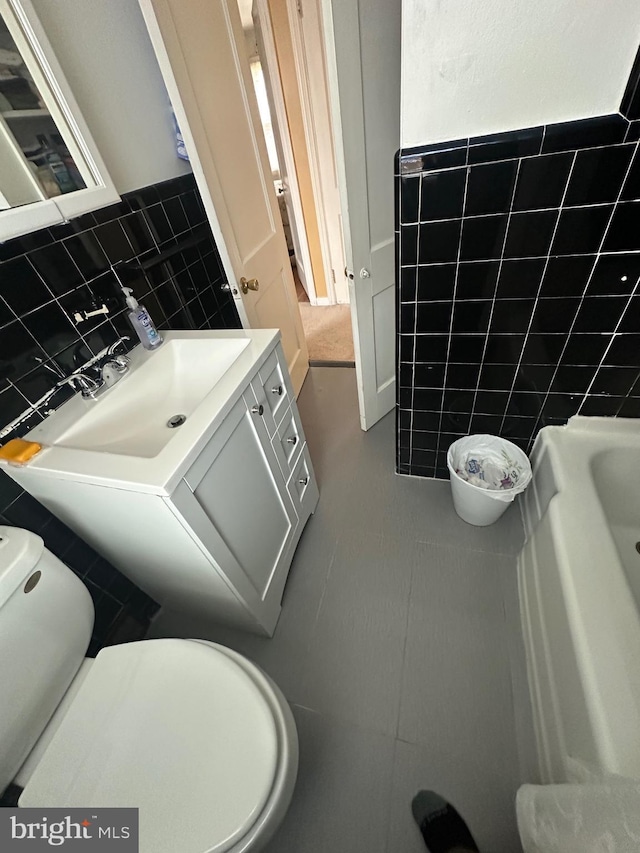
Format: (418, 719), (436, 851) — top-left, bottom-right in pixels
(181, 391), (298, 629)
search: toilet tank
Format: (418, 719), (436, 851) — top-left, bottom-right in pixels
(0, 526), (94, 794)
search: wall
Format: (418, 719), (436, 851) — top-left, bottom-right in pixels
(0, 172), (241, 651)
(396, 115), (640, 479)
(401, 0), (640, 148)
(32, 0), (191, 193)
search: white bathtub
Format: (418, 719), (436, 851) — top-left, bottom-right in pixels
(518, 416), (640, 783)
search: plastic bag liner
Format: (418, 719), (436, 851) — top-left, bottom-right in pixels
(446, 434), (532, 504)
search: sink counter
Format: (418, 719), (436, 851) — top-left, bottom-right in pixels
(3, 329), (318, 635)
(16, 329), (280, 495)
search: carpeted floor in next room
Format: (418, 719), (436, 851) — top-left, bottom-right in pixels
(148, 367), (538, 853)
(295, 271), (355, 364)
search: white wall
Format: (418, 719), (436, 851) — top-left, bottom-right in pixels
(402, 0), (640, 148)
(32, 0), (191, 194)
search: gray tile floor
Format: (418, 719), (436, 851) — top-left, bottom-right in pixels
(149, 368), (537, 853)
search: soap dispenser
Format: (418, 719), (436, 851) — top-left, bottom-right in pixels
(121, 286), (163, 350)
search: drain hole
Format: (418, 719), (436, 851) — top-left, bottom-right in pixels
(167, 414), (187, 429)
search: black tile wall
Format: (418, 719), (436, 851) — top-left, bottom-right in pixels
(0, 172), (241, 650)
(396, 113), (640, 479)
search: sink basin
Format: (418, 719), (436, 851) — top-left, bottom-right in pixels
(53, 337), (250, 458)
(6, 328), (280, 495)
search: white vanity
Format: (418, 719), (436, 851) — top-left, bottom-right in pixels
(4, 330), (319, 636)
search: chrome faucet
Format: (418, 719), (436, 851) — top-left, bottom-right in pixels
(107, 335), (130, 353)
(44, 337), (132, 402)
(100, 335), (131, 387)
(55, 372), (105, 400)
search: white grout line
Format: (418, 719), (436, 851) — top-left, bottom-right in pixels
(399, 129), (632, 176)
(400, 199), (624, 228)
(399, 247), (640, 272)
(433, 140), (471, 469)
(576, 275), (640, 416)
(496, 150), (579, 435)
(399, 123), (639, 466)
(526, 139), (640, 445)
(398, 293), (637, 305)
(404, 136), (639, 462)
(464, 159), (529, 433)
(406, 171), (422, 471)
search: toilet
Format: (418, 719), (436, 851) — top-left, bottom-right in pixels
(0, 526), (298, 852)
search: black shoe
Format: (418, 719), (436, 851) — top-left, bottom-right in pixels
(411, 790), (480, 853)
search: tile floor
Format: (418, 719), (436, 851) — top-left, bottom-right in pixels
(149, 367), (537, 853)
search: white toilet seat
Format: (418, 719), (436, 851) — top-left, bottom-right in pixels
(20, 638), (298, 853)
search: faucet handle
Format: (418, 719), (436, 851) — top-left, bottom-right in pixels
(110, 354), (130, 372)
(106, 335), (131, 356)
(74, 375), (100, 397)
(56, 372), (103, 399)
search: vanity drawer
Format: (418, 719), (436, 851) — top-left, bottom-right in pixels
(246, 377), (278, 437)
(276, 406), (304, 472)
(258, 350), (289, 428)
(287, 446), (319, 518)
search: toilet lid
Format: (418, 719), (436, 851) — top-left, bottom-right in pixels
(20, 639), (279, 853)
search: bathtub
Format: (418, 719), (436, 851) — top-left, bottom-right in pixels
(518, 416), (640, 783)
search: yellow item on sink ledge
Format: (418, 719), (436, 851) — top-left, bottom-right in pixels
(0, 439), (42, 465)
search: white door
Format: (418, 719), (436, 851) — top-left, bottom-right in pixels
(252, 0), (315, 300)
(321, 0), (400, 429)
(293, 0), (348, 306)
(138, 0), (309, 394)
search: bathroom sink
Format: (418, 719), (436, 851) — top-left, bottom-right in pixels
(53, 337), (250, 458)
(21, 329), (280, 491)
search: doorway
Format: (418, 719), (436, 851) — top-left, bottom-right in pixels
(238, 0), (354, 366)
(139, 0), (398, 429)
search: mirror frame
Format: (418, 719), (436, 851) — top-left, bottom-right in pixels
(0, 0), (120, 242)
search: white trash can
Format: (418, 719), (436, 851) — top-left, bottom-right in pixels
(447, 434), (532, 526)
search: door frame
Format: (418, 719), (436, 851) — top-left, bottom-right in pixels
(281, 0), (347, 305)
(252, 0), (317, 303)
(140, 0), (397, 430)
(139, 0), (309, 396)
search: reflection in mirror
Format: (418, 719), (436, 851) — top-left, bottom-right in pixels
(0, 11), (85, 208)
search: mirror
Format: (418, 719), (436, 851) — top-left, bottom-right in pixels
(0, 0), (119, 240)
(0, 13), (86, 208)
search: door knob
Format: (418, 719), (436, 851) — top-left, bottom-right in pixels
(240, 277), (259, 294)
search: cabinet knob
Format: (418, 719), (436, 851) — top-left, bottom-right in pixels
(251, 404), (264, 416)
(271, 384), (284, 396)
(286, 435), (298, 445)
(298, 475), (309, 486)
